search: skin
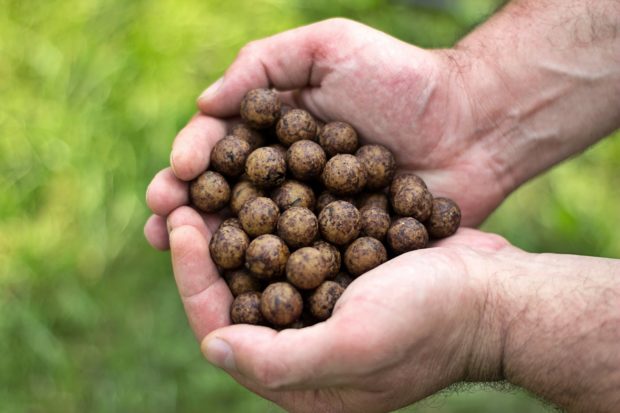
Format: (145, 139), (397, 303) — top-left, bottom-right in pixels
(144, 1), (620, 411)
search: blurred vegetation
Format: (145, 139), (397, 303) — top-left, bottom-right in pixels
(0, 0), (617, 411)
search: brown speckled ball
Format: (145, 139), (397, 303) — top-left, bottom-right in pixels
(286, 140), (326, 181)
(313, 240), (341, 278)
(210, 135), (252, 177)
(230, 123), (265, 150)
(245, 146), (287, 188)
(209, 225), (249, 269)
(260, 282), (303, 326)
(277, 207), (318, 249)
(426, 197), (461, 239)
(219, 217), (243, 230)
(276, 109), (317, 146)
(230, 179), (265, 215)
(240, 88), (281, 129)
(321, 154), (367, 196)
(344, 237), (388, 276)
(309, 281), (345, 321)
(319, 121), (359, 157)
(271, 180), (316, 211)
(333, 272), (353, 289)
(318, 201), (361, 246)
(387, 217), (429, 255)
(360, 207), (391, 241)
(286, 247), (330, 289)
(238, 197), (280, 238)
(357, 192), (389, 212)
(190, 171), (230, 213)
(245, 234), (290, 279)
(355, 145), (395, 190)
(225, 269), (262, 296)
(389, 173), (433, 221)
(231, 292), (264, 325)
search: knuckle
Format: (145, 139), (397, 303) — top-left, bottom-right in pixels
(252, 358), (284, 390)
(238, 40), (261, 59)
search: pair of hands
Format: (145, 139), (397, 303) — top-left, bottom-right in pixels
(143, 16), (605, 412)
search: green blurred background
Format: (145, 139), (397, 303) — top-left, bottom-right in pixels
(1, 0), (618, 411)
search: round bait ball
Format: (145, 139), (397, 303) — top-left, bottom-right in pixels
(309, 281), (345, 320)
(209, 225), (249, 269)
(276, 109), (317, 146)
(286, 247), (330, 289)
(225, 269), (262, 297)
(313, 240), (341, 278)
(245, 234), (290, 279)
(238, 197), (280, 238)
(286, 140), (326, 180)
(240, 88), (281, 129)
(230, 123), (265, 150)
(230, 179), (265, 215)
(277, 207), (318, 249)
(318, 200), (361, 246)
(360, 207), (391, 241)
(231, 292), (264, 325)
(318, 121), (359, 157)
(387, 217), (429, 255)
(426, 197), (461, 239)
(210, 135), (252, 177)
(260, 282), (303, 326)
(271, 180), (316, 211)
(245, 147), (287, 188)
(190, 171), (230, 213)
(344, 237), (388, 276)
(389, 173), (433, 221)
(355, 144), (396, 190)
(321, 154), (367, 196)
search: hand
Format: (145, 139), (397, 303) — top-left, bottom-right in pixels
(166, 204), (512, 413)
(144, 18), (519, 250)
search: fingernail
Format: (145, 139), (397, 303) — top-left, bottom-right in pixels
(203, 337), (236, 371)
(170, 151), (178, 175)
(166, 217), (173, 234)
(198, 77), (224, 102)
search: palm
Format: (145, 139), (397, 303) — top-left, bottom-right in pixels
(169, 211), (503, 412)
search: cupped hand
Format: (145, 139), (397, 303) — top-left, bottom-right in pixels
(165, 203), (514, 413)
(145, 18), (514, 249)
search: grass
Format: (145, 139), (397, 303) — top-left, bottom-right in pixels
(1, 0), (617, 411)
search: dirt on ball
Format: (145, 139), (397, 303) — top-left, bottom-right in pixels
(318, 121), (359, 157)
(260, 282), (303, 326)
(286, 247), (330, 289)
(245, 146), (287, 188)
(240, 88), (281, 129)
(276, 109), (317, 146)
(225, 269), (262, 297)
(190, 171), (231, 213)
(426, 197), (462, 239)
(209, 225), (250, 269)
(231, 123), (265, 150)
(277, 207), (318, 249)
(318, 200), (361, 246)
(238, 196), (280, 238)
(390, 173), (433, 221)
(231, 292), (265, 325)
(313, 240), (341, 278)
(309, 281), (345, 320)
(210, 135), (252, 177)
(387, 217), (429, 255)
(360, 207), (391, 241)
(230, 179), (265, 215)
(355, 144), (396, 190)
(286, 140), (326, 181)
(344, 237), (388, 276)
(322, 154), (367, 196)
(245, 234), (290, 279)
(271, 180), (316, 211)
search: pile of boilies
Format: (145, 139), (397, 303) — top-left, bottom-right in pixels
(189, 88), (461, 329)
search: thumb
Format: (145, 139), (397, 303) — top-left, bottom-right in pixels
(197, 19), (353, 118)
(200, 313), (362, 390)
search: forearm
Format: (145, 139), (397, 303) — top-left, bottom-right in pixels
(452, 0), (620, 192)
(494, 252), (620, 412)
